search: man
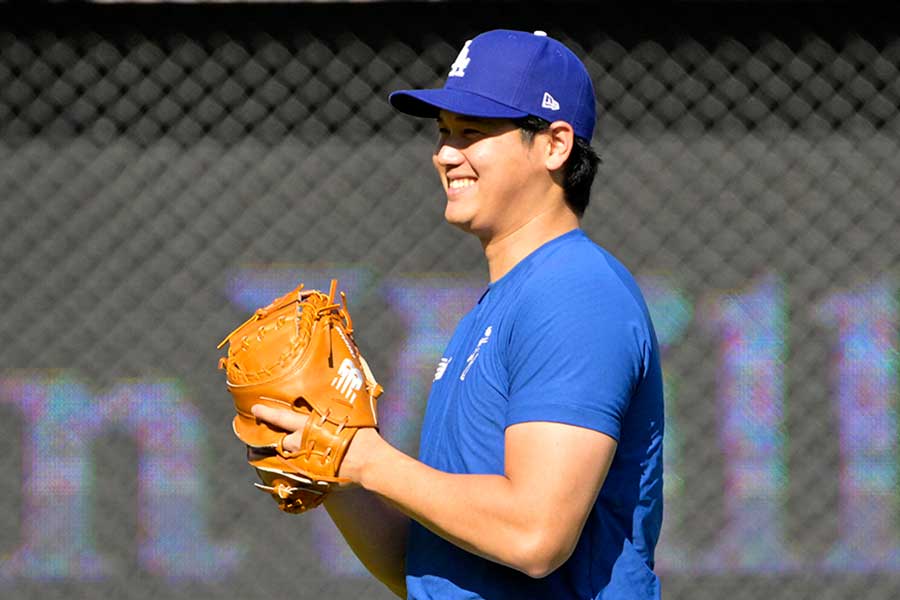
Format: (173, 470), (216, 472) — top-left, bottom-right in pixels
(252, 29), (664, 599)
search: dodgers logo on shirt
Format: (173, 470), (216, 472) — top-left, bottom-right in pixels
(460, 326), (492, 381)
(433, 357), (452, 382)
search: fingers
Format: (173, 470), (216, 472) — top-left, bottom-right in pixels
(281, 430), (304, 454)
(251, 404), (308, 434)
(252, 404), (308, 454)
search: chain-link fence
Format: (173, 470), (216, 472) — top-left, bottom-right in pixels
(1, 3), (898, 599)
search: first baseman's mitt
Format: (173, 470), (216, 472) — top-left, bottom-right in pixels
(217, 279), (382, 513)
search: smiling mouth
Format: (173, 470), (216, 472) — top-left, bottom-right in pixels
(448, 178), (476, 190)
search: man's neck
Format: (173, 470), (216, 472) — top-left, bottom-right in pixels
(482, 206), (580, 283)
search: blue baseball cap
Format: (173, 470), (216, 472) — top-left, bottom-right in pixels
(389, 29), (597, 140)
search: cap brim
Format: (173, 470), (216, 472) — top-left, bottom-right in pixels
(389, 88), (529, 120)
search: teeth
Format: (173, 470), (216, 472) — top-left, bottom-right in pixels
(449, 178), (475, 189)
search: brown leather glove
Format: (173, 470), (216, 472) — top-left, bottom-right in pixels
(218, 279), (382, 513)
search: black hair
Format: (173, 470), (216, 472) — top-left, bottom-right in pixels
(513, 115), (601, 217)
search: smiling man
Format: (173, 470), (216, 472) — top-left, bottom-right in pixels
(251, 29), (665, 600)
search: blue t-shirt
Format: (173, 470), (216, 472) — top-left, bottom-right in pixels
(405, 229), (664, 600)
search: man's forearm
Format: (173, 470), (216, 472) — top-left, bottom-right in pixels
(349, 432), (551, 577)
(344, 424), (614, 579)
(324, 486), (409, 598)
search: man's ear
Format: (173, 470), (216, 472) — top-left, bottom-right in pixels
(544, 121), (575, 171)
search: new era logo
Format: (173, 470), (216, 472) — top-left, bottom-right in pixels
(542, 92), (560, 111)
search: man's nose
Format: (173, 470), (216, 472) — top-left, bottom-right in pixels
(434, 142), (465, 166)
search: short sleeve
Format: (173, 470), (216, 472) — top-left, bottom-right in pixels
(505, 275), (649, 441)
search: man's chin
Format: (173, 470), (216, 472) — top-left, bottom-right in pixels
(444, 215), (492, 243)
(445, 218), (472, 233)
(443, 207), (473, 232)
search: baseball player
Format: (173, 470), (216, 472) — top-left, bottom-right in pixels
(252, 29), (664, 599)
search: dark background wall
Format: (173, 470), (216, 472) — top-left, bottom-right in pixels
(1, 3), (898, 599)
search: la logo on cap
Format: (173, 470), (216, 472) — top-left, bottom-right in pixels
(449, 40), (472, 78)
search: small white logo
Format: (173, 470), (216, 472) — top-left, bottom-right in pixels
(448, 40), (472, 78)
(331, 358), (363, 403)
(460, 326), (492, 381)
(542, 92), (560, 111)
(433, 357), (452, 381)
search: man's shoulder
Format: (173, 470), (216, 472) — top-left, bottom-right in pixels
(521, 232), (637, 297)
(509, 233), (656, 346)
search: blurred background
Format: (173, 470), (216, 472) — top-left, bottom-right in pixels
(1, 1), (898, 598)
